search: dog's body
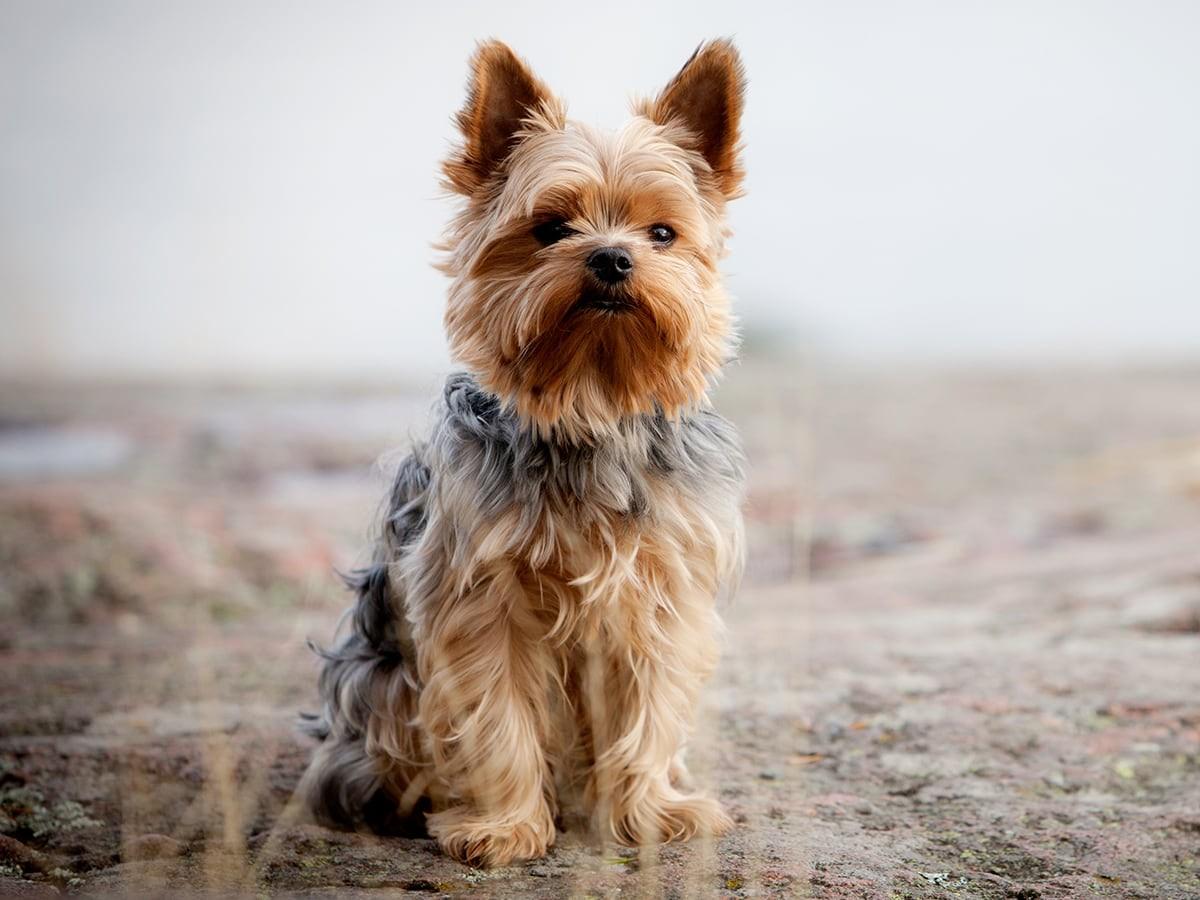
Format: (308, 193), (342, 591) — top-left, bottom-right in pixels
(301, 39), (748, 866)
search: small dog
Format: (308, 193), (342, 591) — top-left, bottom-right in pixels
(301, 38), (747, 866)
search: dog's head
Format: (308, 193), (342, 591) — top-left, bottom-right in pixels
(440, 40), (745, 440)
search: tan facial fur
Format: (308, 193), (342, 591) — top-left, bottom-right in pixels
(442, 40), (746, 440)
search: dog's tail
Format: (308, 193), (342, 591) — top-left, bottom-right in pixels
(298, 562), (426, 833)
(299, 447), (433, 831)
(298, 729), (386, 824)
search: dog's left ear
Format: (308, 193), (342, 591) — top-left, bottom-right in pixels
(444, 40), (558, 195)
(646, 39), (746, 198)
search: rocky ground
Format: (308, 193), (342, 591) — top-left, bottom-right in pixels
(1, 364), (1198, 898)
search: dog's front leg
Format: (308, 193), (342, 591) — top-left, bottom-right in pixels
(417, 565), (556, 866)
(583, 595), (733, 847)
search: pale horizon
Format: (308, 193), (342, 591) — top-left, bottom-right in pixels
(3, 1), (1198, 378)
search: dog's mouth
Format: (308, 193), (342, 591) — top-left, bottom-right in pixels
(573, 290), (637, 314)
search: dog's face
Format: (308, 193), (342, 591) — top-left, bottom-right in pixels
(440, 40), (745, 439)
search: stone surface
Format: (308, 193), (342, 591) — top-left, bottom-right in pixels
(1, 365), (1199, 897)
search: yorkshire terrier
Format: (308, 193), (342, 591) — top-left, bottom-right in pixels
(301, 38), (747, 867)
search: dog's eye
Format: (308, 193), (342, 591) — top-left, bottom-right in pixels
(532, 219), (577, 245)
(648, 224), (676, 245)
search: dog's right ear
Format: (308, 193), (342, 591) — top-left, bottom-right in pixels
(443, 41), (558, 196)
(644, 39), (746, 199)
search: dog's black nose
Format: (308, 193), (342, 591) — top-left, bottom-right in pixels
(586, 247), (634, 284)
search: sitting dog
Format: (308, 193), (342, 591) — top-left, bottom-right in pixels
(301, 38), (747, 867)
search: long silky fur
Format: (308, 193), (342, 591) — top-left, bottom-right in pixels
(301, 38), (748, 866)
(302, 374), (744, 829)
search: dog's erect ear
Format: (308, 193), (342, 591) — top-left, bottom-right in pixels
(646, 39), (746, 198)
(444, 41), (556, 195)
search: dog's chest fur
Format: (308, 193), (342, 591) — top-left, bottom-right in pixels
(391, 375), (745, 647)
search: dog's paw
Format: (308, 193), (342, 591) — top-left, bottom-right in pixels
(427, 806), (555, 867)
(611, 791), (733, 846)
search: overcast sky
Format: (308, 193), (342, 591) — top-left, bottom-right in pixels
(2, 1), (1198, 378)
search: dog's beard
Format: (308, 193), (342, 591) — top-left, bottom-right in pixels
(571, 286), (639, 315)
(528, 279), (682, 366)
(485, 279), (698, 435)
(508, 275), (675, 356)
(517, 283), (660, 375)
(448, 262), (728, 439)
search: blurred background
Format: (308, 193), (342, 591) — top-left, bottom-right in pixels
(2, 3), (1200, 897)
(3, 0), (1199, 378)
